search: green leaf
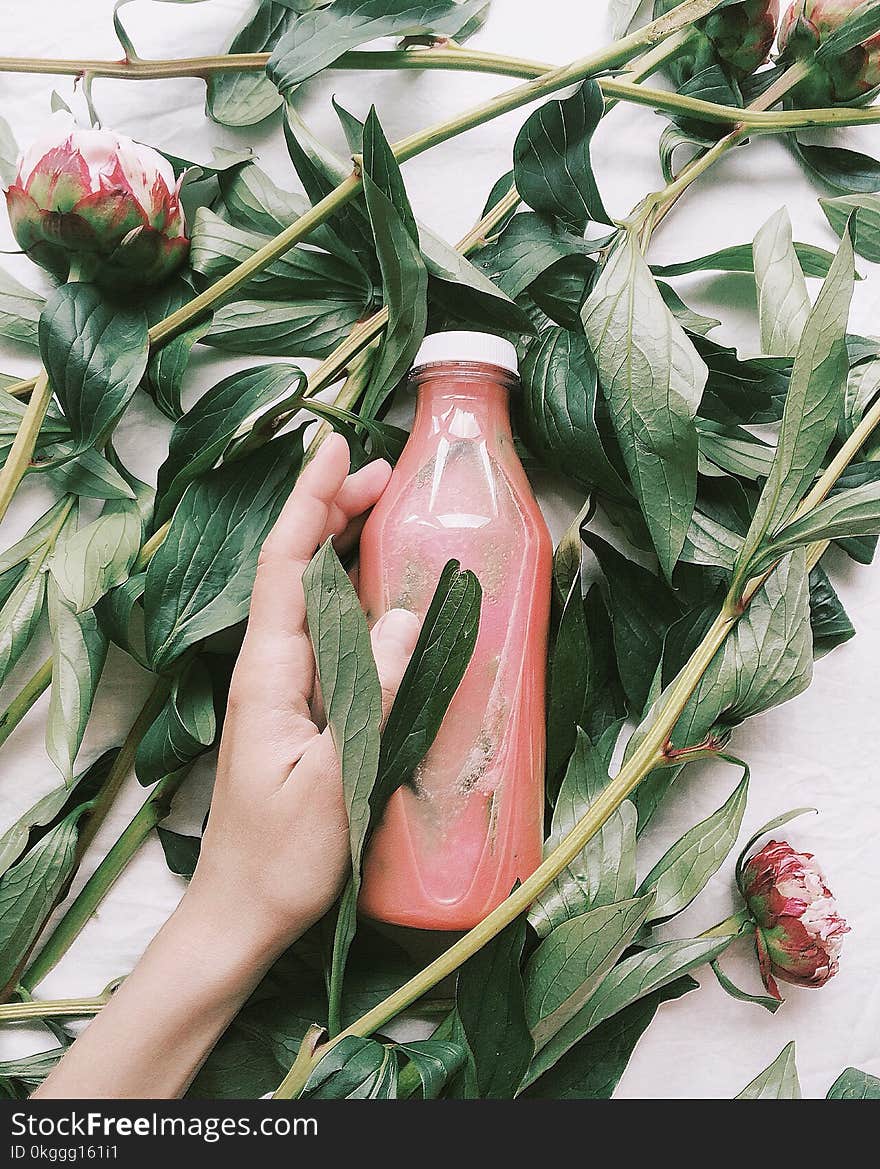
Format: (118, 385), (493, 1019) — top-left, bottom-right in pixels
(204, 297), (365, 358)
(47, 448), (137, 502)
(143, 280), (213, 421)
(814, 0), (880, 61)
(49, 503), (142, 614)
(155, 364), (307, 523)
(638, 767), (749, 924)
(268, 0), (486, 90)
(525, 895), (653, 1050)
(456, 914), (533, 1098)
(809, 565), (855, 658)
(710, 959), (782, 1013)
(827, 1067), (880, 1099)
(0, 266), (44, 348)
(530, 730), (637, 938)
(0, 562), (46, 689)
(735, 1041), (801, 1100)
(752, 207), (811, 358)
(670, 550), (813, 749)
(697, 418), (775, 481)
(735, 230), (854, 581)
(521, 977), (696, 1098)
(585, 534), (682, 714)
(821, 192), (880, 262)
(475, 213), (599, 300)
(792, 138), (880, 195)
(513, 80), (610, 231)
(156, 826), (201, 879)
(144, 435), (304, 672)
(96, 573), (147, 667)
(0, 114), (17, 187)
(396, 1040), (467, 1100)
(545, 575), (591, 792)
(0, 1048), (63, 1098)
(519, 327), (629, 500)
(136, 660), (216, 785)
(652, 240), (838, 279)
(39, 284), (149, 451)
(219, 161), (311, 235)
(46, 581), (109, 781)
(304, 539), (382, 1031)
(371, 561), (481, 818)
(582, 231), (705, 579)
(190, 207), (371, 302)
(302, 1037), (398, 1099)
(609, 0), (643, 38)
(208, 2), (295, 126)
(761, 477), (880, 563)
(359, 110), (428, 416)
(522, 935), (731, 1089)
(0, 813), (80, 988)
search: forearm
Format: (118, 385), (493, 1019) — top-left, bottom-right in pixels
(33, 889), (290, 1099)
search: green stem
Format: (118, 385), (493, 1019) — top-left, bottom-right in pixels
(0, 980), (119, 1022)
(19, 768), (189, 994)
(0, 370), (51, 527)
(0, 657), (52, 750)
(701, 908), (751, 939)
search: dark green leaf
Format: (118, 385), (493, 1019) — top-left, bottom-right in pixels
(302, 1036), (397, 1099)
(519, 327), (629, 500)
(39, 284), (149, 450)
(814, 1), (880, 61)
(157, 827), (201, 879)
(821, 192), (880, 262)
(456, 914), (533, 1098)
(268, 0), (486, 90)
(156, 364), (306, 523)
(582, 231), (705, 579)
(513, 80), (609, 231)
(710, 959), (782, 1013)
(735, 1041), (801, 1099)
(136, 660), (216, 785)
(652, 239), (837, 280)
(396, 1040), (467, 1100)
(809, 564), (855, 658)
(219, 161), (311, 235)
(144, 435), (304, 672)
(827, 1067), (880, 1099)
(371, 561), (481, 818)
(792, 137), (880, 194)
(475, 213), (599, 300)
(208, 2), (295, 126)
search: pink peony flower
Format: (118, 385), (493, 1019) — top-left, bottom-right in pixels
(779, 1), (880, 105)
(739, 839), (849, 1000)
(655, 1), (780, 86)
(4, 119), (188, 288)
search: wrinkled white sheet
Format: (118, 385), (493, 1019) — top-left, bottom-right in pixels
(0, 0), (878, 1100)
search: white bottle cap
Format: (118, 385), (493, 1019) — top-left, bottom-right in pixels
(410, 331), (519, 375)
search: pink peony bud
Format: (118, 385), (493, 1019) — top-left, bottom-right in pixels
(4, 119), (188, 288)
(779, 0), (880, 104)
(739, 839), (849, 1000)
(655, 1), (780, 86)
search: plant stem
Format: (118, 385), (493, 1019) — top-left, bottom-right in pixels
(19, 767), (189, 994)
(0, 370), (51, 526)
(0, 981), (118, 1023)
(0, 657), (52, 749)
(701, 907), (751, 939)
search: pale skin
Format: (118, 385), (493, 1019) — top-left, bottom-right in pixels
(34, 434), (420, 1099)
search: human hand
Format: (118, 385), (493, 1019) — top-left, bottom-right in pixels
(184, 433), (420, 963)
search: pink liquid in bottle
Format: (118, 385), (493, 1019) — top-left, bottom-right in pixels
(358, 332), (552, 931)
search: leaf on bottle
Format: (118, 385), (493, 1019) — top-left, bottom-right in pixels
(582, 230), (705, 579)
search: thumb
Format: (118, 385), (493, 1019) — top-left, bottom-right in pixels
(371, 608), (420, 723)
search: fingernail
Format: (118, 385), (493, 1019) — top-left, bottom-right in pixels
(372, 608), (420, 653)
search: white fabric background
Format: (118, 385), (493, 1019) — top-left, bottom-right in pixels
(1, 0), (879, 1100)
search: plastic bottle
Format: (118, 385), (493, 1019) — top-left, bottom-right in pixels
(358, 332), (552, 930)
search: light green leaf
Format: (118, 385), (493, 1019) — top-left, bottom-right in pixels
(638, 767), (749, 924)
(47, 447), (138, 501)
(761, 478), (880, 563)
(219, 161), (311, 234)
(39, 283), (149, 451)
(0, 814), (80, 988)
(304, 539), (382, 1029)
(0, 266), (44, 348)
(522, 935), (731, 1089)
(582, 230), (705, 579)
(652, 239), (837, 279)
(49, 504), (142, 613)
(144, 435), (304, 672)
(525, 896), (653, 1050)
(0, 498), (75, 579)
(735, 230), (854, 581)
(155, 363), (307, 523)
(735, 1041), (801, 1099)
(0, 565), (46, 688)
(204, 297), (364, 358)
(268, 0), (486, 91)
(827, 1067), (880, 1099)
(530, 730), (637, 938)
(697, 419), (775, 481)
(753, 207), (811, 358)
(0, 114), (17, 187)
(208, 2), (295, 126)
(46, 578), (109, 781)
(513, 80), (609, 230)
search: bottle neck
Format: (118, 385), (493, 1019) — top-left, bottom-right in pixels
(410, 363), (515, 447)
